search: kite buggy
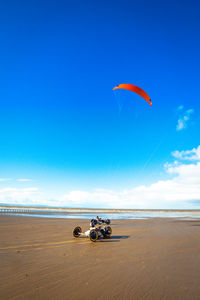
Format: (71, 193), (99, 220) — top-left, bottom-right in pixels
(73, 218), (112, 242)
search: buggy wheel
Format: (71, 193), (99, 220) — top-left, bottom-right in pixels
(73, 226), (82, 238)
(105, 219), (110, 225)
(104, 226), (112, 238)
(89, 229), (98, 242)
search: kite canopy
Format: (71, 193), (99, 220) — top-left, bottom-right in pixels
(113, 84), (152, 106)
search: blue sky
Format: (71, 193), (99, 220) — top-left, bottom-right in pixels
(0, 0), (200, 208)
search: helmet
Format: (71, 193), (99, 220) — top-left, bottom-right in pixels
(90, 219), (97, 227)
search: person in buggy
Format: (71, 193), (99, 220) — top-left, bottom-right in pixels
(96, 216), (111, 225)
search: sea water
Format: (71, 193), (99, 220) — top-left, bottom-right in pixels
(1, 207), (200, 220)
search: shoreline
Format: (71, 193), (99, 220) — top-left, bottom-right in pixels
(1, 207), (200, 221)
(1, 204), (200, 213)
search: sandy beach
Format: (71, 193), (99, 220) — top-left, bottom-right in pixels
(0, 216), (200, 299)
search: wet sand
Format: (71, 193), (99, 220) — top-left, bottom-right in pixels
(0, 216), (200, 299)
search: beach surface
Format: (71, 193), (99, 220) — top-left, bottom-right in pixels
(0, 216), (200, 299)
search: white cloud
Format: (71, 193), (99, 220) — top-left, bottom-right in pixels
(176, 108), (194, 131)
(0, 187), (46, 206)
(172, 146), (200, 161)
(0, 178), (33, 183)
(17, 178), (33, 182)
(0, 178), (12, 182)
(177, 105), (184, 111)
(176, 119), (185, 131)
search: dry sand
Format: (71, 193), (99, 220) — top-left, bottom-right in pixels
(0, 215), (200, 300)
